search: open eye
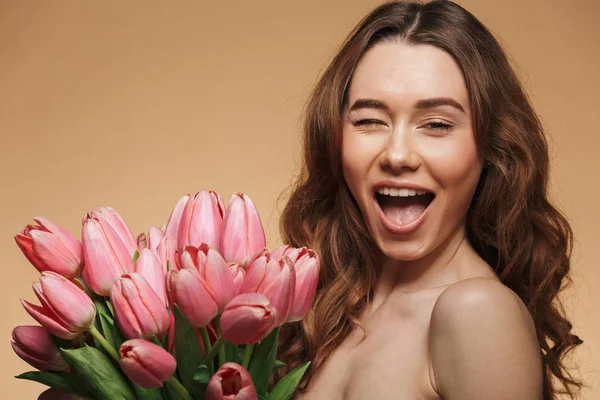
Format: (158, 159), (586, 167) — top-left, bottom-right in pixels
(423, 120), (453, 131)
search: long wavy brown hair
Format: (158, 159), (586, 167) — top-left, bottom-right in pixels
(276, 1), (582, 398)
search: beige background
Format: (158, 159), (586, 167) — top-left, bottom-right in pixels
(0, 0), (598, 398)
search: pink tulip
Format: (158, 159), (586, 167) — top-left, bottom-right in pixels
(137, 232), (148, 249)
(119, 339), (176, 389)
(11, 325), (68, 371)
(38, 388), (87, 400)
(286, 250), (320, 322)
(220, 293), (277, 345)
(243, 257), (295, 326)
(206, 362), (258, 400)
(157, 236), (178, 273)
(134, 248), (167, 305)
(220, 193), (266, 266)
(178, 191), (224, 251)
(165, 194), (190, 239)
(147, 226), (165, 249)
(21, 272), (95, 339)
(180, 244), (239, 312)
(270, 245), (306, 264)
(166, 269), (218, 327)
(81, 207), (137, 296)
(111, 273), (170, 340)
(15, 217), (82, 279)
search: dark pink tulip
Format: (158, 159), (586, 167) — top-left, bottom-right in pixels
(286, 250), (320, 322)
(111, 273), (169, 340)
(11, 325), (68, 371)
(206, 362), (258, 400)
(81, 207), (137, 296)
(165, 194), (190, 239)
(21, 272), (95, 339)
(15, 217), (82, 279)
(134, 248), (167, 306)
(38, 388), (87, 400)
(220, 293), (277, 345)
(119, 339), (176, 389)
(166, 269), (218, 327)
(180, 244), (238, 312)
(219, 193), (266, 267)
(177, 191), (224, 251)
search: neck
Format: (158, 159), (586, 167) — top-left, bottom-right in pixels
(370, 224), (473, 309)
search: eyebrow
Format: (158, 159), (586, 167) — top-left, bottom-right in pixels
(349, 97), (466, 114)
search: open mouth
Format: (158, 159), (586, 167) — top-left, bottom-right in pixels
(374, 187), (435, 227)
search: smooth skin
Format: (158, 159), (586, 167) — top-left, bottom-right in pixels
(296, 41), (542, 399)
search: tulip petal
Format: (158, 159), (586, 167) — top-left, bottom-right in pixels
(165, 195), (190, 240)
(39, 272), (95, 330)
(30, 230), (80, 278)
(15, 233), (47, 272)
(20, 299), (77, 339)
(33, 217), (82, 261)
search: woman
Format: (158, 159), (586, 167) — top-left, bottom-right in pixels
(277, 1), (583, 399)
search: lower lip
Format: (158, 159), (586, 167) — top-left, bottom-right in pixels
(375, 196), (433, 235)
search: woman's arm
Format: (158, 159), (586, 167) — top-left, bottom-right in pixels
(429, 277), (543, 399)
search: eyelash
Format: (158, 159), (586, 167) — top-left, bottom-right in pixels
(347, 116), (454, 131)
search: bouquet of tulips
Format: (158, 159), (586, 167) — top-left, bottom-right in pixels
(11, 191), (319, 400)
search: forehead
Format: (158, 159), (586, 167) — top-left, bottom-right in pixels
(346, 41), (470, 111)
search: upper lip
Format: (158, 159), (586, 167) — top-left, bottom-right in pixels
(373, 180), (435, 195)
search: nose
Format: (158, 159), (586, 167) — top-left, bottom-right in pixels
(378, 126), (421, 173)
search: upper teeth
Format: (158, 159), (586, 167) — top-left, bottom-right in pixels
(377, 187), (429, 197)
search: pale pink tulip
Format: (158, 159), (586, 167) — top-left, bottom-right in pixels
(11, 325), (68, 371)
(147, 226), (165, 249)
(21, 272), (95, 339)
(219, 193), (266, 266)
(178, 191), (224, 251)
(119, 339), (176, 389)
(81, 208), (137, 296)
(206, 362), (258, 400)
(134, 248), (167, 305)
(111, 273), (169, 340)
(165, 194), (190, 239)
(220, 293), (277, 345)
(166, 269), (218, 327)
(15, 217), (82, 279)
(286, 250), (320, 322)
(180, 244), (238, 312)
(156, 236), (178, 273)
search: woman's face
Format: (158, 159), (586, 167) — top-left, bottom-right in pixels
(341, 41), (482, 262)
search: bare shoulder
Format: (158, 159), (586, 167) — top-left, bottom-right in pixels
(429, 277), (543, 400)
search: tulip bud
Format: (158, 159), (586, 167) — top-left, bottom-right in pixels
(178, 191), (224, 251)
(180, 244), (238, 312)
(220, 193), (266, 266)
(166, 269), (218, 327)
(21, 272), (96, 339)
(111, 273), (170, 340)
(81, 207), (137, 296)
(119, 339), (176, 389)
(239, 251), (270, 294)
(147, 226), (165, 250)
(15, 217), (82, 279)
(11, 325), (69, 371)
(206, 362), (258, 400)
(157, 236), (178, 273)
(165, 194), (190, 239)
(269, 245), (305, 264)
(134, 248), (167, 306)
(286, 250), (320, 322)
(220, 293), (277, 345)
(38, 388), (87, 400)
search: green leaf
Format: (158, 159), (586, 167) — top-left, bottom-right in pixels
(258, 395), (268, 400)
(98, 313), (115, 349)
(192, 365), (210, 384)
(224, 341), (238, 364)
(133, 249), (140, 263)
(268, 361), (311, 400)
(173, 305), (204, 398)
(112, 318), (126, 351)
(133, 384), (164, 400)
(60, 346), (135, 400)
(248, 327), (280, 396)
(15, 371), (90, 397)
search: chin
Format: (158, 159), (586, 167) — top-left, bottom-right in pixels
(375, 236), (433, 262)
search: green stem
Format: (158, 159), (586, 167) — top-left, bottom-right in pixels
(89, 326), (119, 362)
(105, 298), (114, 317)
(166, 376), (193, 400)
(203, 336), (224, 365)
(242, 343), (255, 369)
(199, 326), (214, 375)
(215, 315), (226, 367)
